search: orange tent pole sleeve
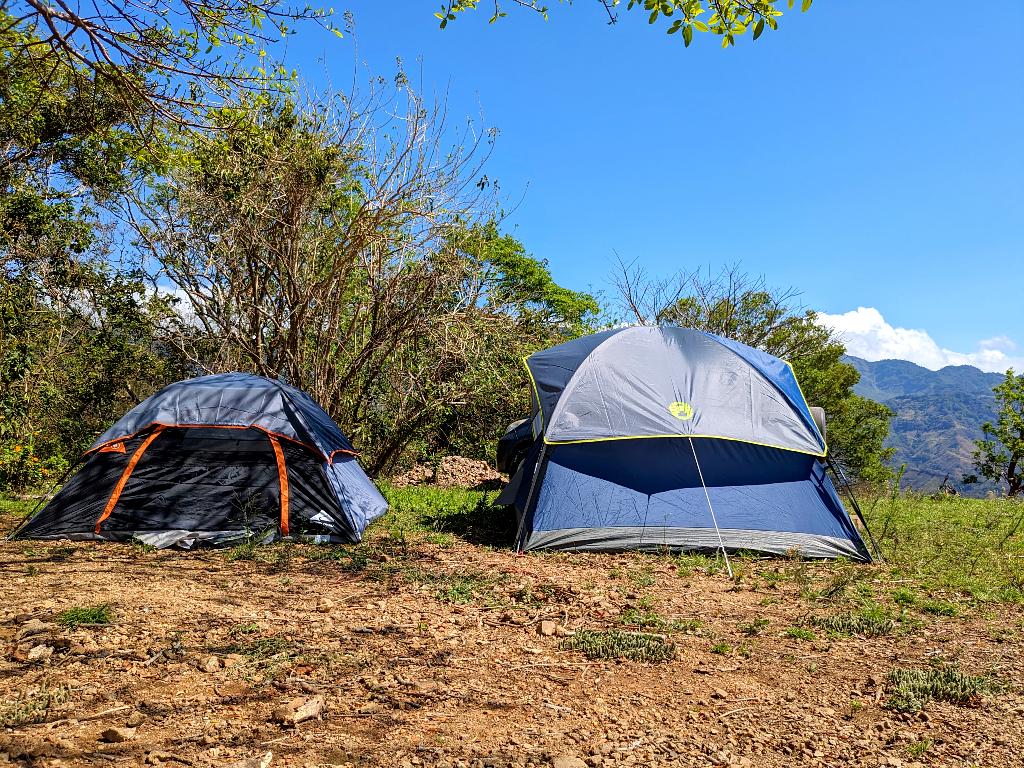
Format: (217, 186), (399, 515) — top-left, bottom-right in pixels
(268, 434), (290, 537)
(95, 426), (165, 535)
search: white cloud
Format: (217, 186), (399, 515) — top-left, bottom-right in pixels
(817, 307), (1024, 373)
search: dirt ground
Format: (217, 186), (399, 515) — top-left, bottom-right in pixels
(1, 530), (1022, 768)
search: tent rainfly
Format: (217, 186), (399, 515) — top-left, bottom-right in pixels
(11, 373), (387, 548)
(497, 326), (871, 562)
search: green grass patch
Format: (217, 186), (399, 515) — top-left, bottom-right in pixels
(710, 641), (732, 655)
(671, 552), (726, 575)
(0, 496), (36, 520)
(740, 617), (769, 636)
(401, 567), (498, 605)
(376, 484), (512, 547)
(920, 599), (958, 617)
(228, 622), (261, 637)
(886, 665), (996, 712)
(784, 626), (816, 641)
(57, 604), (113, 629)
(560, 630), (676, 663)
(892, 587), (918, 607)
(866, 494), (1024, 602)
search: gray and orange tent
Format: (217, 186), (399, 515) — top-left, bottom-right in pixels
(11, 373), (387, 548)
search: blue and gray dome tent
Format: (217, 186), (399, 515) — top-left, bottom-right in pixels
(12, 373), (388, 548)
(498, 327), (872, 562)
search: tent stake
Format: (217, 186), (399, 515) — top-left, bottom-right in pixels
(688, 438), (733, 579)
(826, 456), (883, 561)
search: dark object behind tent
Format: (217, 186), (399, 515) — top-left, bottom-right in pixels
(12, 373), (387, 548)
(499, 327), (871, 561)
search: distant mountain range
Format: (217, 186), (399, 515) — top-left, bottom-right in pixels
(845, 356), (1002, 495)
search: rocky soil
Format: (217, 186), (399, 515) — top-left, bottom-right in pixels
(388, 457), (505, 490)
(1, 530), (1022, 767)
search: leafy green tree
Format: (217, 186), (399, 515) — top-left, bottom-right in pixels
(133, 90), (596, 474)
(613, 263), (894, 482)
(1, 17), (183, 491)
(968, 370), (1024, 497)
(437, 0), (814, 48)
(3, 0), (336, 122)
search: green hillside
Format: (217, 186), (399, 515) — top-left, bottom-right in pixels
(846, 357), (1002, 494)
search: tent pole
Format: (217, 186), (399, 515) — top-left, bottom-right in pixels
(688, 438), (733, 579)
(7, 458), (81, 540)
(826, 456), (883, 561)
(515, 442), (548, 553)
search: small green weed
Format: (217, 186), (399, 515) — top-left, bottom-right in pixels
(628, 568), (656, 589)
(920, 599), (958, 617)
(58, 604), (113, 629)
(560, 630), (676, 663)
(907, 739), (933, 758)
(710, 642), (732, 655)
(886, 665), (995, 712)
(673, 552), (724, 575)
(128, 537), (157, 555)
(892, 587), (917, 607)
(228, 622), (261, 637)
(228, 636), (290, 660)
(424, 532), (456, 547)
(740, 617), (769, 636)
(434, 575), (488, 604)
(785, 626), (816, 641)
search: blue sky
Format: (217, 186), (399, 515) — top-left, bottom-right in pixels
(285, 1), (1023, 371)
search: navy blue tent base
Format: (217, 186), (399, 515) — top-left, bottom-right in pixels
(514, 438), (870, 562)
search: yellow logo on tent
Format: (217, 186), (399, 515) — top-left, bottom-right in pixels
(668, 401), (694, 420)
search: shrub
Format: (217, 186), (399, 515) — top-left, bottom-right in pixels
(810, 604), (895, 637)
(560, 630), (676, 662)
(886, 666), (994, 712)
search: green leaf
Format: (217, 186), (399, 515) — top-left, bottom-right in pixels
(693, 20), (708, 32)
(802, 0), (813, 10)
(682, 24), (693, 46)
(753, 18), (765, 40)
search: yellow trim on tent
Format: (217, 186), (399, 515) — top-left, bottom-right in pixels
(541, 432), (826, 458)
(523, 356), (544, 437)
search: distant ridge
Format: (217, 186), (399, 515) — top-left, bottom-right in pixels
(844, 356), (1002, 495)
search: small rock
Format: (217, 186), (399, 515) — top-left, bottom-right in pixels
(27, 644), (53, 663)
(552, 758), (588, 768)
(272, 695), (325, 725)
(230, 751), (273, 768)
(126, 711), (147, 728)
(16, 619), (52, 642)
(316, 599), (334, 613)
(538, 620), (557, 636)
(712, 688), (728, 700)
(554, 625), (573, 638)
(203, 656), (221, 673)
(100, 727), (136, 743)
